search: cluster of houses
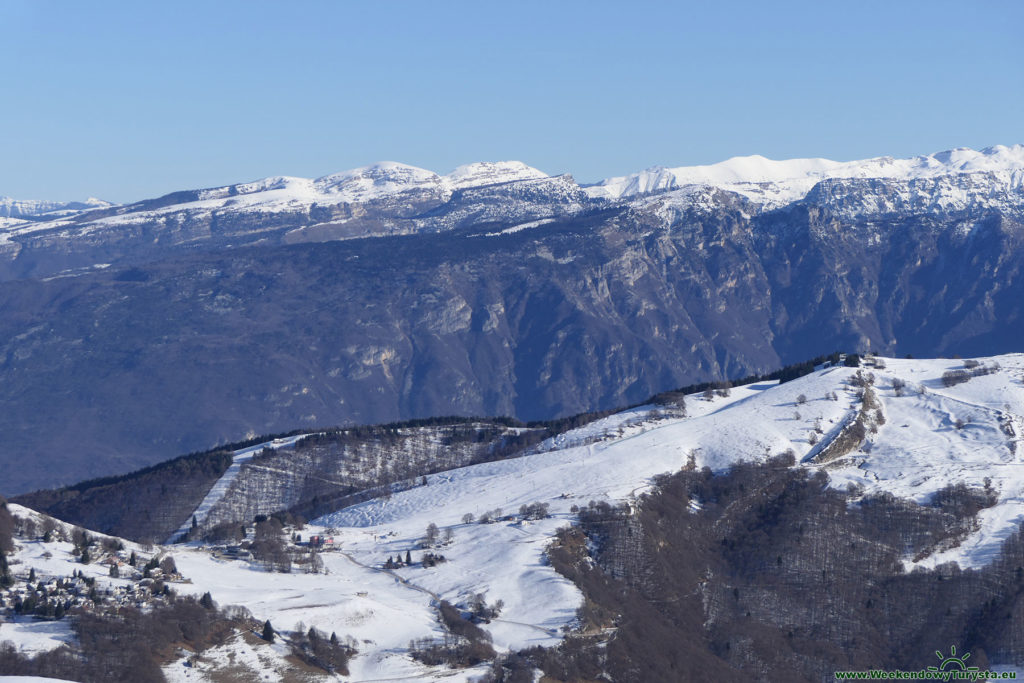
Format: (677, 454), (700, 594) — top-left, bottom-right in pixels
(0, 547), (183, 621)
(205, 524), (338, 567)
(306, 534), (336, 549)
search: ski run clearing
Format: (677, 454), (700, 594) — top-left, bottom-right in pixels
(164, 433), (314, 544)
(5, 354), (1024, 680)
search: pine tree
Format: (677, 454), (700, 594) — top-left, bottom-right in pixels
(405, 549), (412, 565)
(262, 619), (275, 642)
(0, 552), (11, 588)
(200, 592), (215, 609)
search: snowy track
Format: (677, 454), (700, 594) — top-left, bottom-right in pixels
(166, 434), (313, 543)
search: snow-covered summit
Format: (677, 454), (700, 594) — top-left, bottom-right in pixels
(312, 161), (442, 199)
(445, 161), (549, 190)
(586, 144), (1024, 208)
(308, 160), (549, 200)
(150, 160), (554, 214)
(0, 195), (112, 218)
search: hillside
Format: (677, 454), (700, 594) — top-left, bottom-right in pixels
(14, 419), (562, 544)
(4, 354), (1024, 680)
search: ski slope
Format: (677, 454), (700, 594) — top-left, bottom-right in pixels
(165, 433), (314, 543)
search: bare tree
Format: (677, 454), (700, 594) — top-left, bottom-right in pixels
(308, 550), (324, 574)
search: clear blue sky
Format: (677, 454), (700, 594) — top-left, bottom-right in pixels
(2, 0), (1021, 203)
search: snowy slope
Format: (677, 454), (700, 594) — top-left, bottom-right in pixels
(0, 505), (152, 657)
(6, 354), (1024, 679)
(294, 356), (1020, 672)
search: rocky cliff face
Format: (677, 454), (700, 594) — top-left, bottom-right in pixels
(2, 148), (1024, 494)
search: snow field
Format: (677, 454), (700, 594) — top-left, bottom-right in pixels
(8, 354), (1024, 679)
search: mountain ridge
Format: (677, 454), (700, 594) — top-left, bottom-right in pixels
(2, 145), (1021, 287)
(8, 144), (1023, 220)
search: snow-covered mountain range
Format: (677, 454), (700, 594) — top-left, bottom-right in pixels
(3, 145), (1022, 264)
(587, 144), (1024, 206)
(7, 145), (1023, 225)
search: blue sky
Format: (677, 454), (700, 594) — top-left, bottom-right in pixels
(1, 1), (1021, 202)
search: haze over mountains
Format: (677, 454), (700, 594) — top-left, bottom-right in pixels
(2, 145), (1024, 494)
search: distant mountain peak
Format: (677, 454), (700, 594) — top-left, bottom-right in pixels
(0, 195), (111, 218)
(585, 144), (1024, 206)
(444, 160), (549, 189)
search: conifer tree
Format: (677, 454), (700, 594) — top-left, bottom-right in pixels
(262, 619), (275, 642)
(0, 552), (11, 588)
